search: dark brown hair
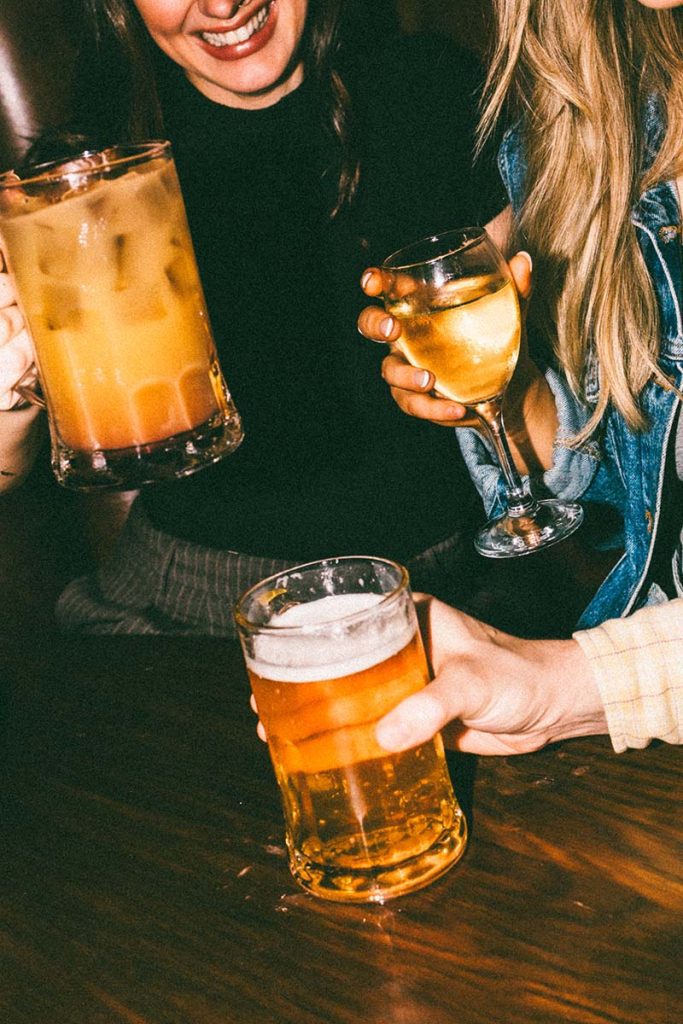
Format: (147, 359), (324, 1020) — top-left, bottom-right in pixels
(77, 0), (359, 215)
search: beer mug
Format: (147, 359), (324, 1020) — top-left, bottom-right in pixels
(0, 141), (243, 489)
(235, 556), (467, 903)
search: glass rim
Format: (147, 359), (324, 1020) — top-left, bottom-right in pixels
(0, 140), (171, 190)
(233, 555), (409, 637)
(382, 225), (487, 272)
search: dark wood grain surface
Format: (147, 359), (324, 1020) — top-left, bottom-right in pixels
(1, 639), (681, 1024)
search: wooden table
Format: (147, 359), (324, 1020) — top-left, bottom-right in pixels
(1, 639), (681, 1024)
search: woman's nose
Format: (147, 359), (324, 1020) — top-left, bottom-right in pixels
(196, 0), (250, 20)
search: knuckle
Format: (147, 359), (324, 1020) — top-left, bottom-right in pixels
(358, 307), (382, 341)
(382, 363), (397, 385)
(389, 387), (411, 413)
(404, 393), (425, 418)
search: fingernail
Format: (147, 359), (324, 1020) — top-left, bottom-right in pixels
(380, 317), (394, 339)
(415, 370), (430, 389)
(518, 250), (533, 273)
(361, 270), (373, 290)
(446, 404), (462, 419)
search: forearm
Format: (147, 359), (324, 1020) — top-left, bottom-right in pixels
(0, 405), (43, 493)
(502, 357), (559, 475)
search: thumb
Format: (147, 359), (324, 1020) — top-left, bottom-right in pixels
(508, 251), (533, 301)
(0, 305), (24, 345)
(375, 676), (463, 753)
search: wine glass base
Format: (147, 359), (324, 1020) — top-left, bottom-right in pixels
(474, 500), (584, 559)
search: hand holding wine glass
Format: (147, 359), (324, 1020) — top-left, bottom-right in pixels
(377, 227), (583, 558)
(360, 249), (537, 436)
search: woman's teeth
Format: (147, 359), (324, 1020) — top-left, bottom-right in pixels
(202, 5), (270, 47)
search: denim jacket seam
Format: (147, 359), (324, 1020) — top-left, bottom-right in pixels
(552, 435), (601, 459)
(632, 216), (683, 341)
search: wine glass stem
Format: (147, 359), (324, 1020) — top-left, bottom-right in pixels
(472, 398), (537, 517)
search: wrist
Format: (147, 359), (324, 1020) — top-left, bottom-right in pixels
(0, 401), (42, 428)
(503, 363), (558, 474)
(538, 638), (608, 743)
(0, 403), (44, 489)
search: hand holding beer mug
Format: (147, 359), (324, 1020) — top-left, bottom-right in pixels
(235, 556), (467, 903)
(0, 249), (37, 410)
(0, 142), (243, 489)
(382, 227), (583, 557)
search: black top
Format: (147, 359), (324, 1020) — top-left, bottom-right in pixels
(140, 34), (506, 562)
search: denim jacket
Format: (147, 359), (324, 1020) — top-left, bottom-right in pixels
(458, 102), (683, 629)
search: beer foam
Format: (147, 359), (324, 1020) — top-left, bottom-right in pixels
(271, 593), (381, 626)
(246, 592), (415, 683)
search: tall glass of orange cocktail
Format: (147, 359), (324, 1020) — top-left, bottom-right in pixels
(235, 556), (467, 903)
(0, 142), (242, 489)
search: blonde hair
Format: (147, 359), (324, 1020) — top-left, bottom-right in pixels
(480, 0), (683, 437)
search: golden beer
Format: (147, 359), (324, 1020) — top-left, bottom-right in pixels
(387, 274), (521, 404)
(0, 142), (242, 489)
(236, 562), (467, 903)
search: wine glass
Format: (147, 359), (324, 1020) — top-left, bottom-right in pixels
(382, 226), (583, 558)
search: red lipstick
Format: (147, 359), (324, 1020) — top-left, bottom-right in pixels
(197, 1), (278, 63)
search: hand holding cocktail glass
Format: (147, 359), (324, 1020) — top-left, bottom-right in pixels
(365, 228), (583, 557)
(0, 250), (37, 410)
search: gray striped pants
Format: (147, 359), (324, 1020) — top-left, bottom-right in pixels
(56, 500), (479, 637)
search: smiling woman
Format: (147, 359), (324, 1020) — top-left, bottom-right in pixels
(132, 0), (309, 108)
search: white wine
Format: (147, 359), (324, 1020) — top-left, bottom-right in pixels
(388, 274), (521, 405)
